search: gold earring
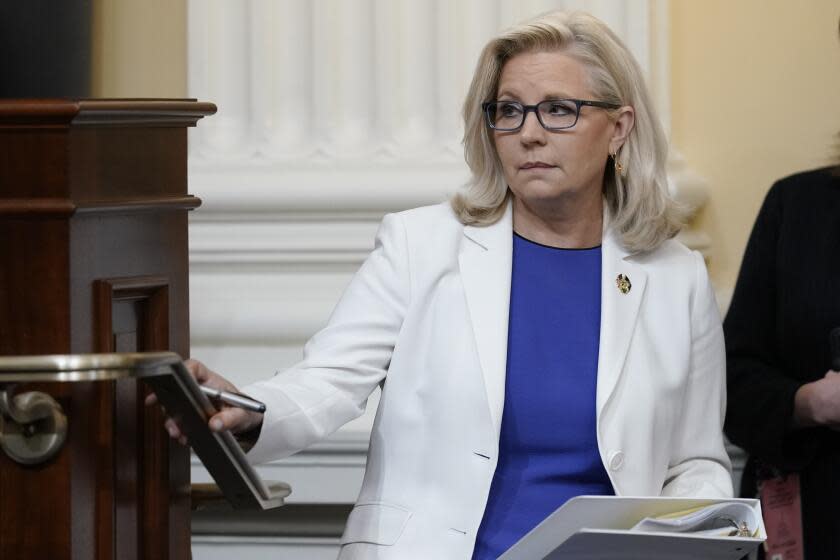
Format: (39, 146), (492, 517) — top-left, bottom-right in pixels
(611, 149), (624, 175)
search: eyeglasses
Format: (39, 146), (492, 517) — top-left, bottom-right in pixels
(482, 99), (621, 132)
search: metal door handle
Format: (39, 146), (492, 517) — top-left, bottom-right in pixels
(0, 388), (67, 465)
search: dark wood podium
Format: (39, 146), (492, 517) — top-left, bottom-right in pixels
(0, 99), (216, 560)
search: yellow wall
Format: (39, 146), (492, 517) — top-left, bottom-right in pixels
(91, 0), (187, 97)
(670, 0), (840, 298)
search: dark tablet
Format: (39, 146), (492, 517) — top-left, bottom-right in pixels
(143, 357), (284, 508)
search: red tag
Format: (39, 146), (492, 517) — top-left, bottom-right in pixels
(760, 473), (804, 560)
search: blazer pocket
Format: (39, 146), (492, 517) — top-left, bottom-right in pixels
(339, 502), (412, 546)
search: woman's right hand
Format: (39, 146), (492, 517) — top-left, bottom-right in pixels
(145, 359), (264, 445)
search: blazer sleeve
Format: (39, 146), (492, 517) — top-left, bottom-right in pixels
(242, 213), (411, 464)
(723, 184), (822, 471)
(662, 251), (734, 498)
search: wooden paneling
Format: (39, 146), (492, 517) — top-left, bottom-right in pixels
(69, 127), (187, 201)
(93, 276), (182, 560)
(0, 99), (213, 560)
(0, 219), (70, 355)
(0, 129), (70, 198)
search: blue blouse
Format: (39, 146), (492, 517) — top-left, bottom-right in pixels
(472, 233), (614, 559)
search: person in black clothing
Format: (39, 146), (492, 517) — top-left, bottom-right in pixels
(724, 165), (840, 558)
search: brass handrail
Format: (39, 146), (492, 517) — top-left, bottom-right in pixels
(0, 351), (181, 383)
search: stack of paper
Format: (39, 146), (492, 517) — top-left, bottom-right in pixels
(631, 502), (760, 537)
(499, 496), (766, 560)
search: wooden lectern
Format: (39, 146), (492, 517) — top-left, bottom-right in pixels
(0, 99), (215, 560)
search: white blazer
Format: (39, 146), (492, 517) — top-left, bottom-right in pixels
(245, 201), (733, 560)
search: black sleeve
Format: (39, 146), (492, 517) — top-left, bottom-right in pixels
(723, 182), (823, 471)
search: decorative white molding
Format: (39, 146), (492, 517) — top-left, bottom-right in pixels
(187, 163), (464, 216)
(187, 0), (692, 218)
(189, 219), (380, 267)
(670, 151), (712, 254)
(192, 536), (339, 560)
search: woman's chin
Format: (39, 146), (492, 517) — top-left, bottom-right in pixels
(511, 181), (574, 203)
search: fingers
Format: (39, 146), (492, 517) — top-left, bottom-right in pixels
(164, 407), (249, 443)
(209, 408), (240, 432)
(162, 359), (255, 441)
(163, 418), (190, 446)
(144, 393), (158, 406)
(185, 359), (210, 383)
(208, 407), (259, 434)
(164, 418), (182, 440)
(184, 359), (240, 394)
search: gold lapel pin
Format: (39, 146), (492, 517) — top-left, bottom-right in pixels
(616, 274), (631, 294)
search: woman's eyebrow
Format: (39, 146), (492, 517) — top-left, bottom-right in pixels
(496, 90), (576, 101)
(496, 89), (520, 100)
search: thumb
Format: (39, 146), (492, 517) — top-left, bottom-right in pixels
(208, 407), (248, 432)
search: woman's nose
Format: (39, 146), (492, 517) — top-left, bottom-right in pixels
(519, 111), (546, 144)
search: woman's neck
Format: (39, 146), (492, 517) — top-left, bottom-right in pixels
(512, 194), (603, 249)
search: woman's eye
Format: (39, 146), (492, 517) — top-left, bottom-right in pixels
(499, 103), (522, 118)
(545, 102), (574, 116)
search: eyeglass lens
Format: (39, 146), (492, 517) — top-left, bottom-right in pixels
(486, 100), (579, 131)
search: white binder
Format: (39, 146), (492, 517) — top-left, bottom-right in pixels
(499, 496), (766, 560)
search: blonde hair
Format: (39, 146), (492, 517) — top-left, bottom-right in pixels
(452, 11), (685, 253)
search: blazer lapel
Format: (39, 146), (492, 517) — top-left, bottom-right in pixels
(596, 226), (647, 418)
(459, 203), (513, 440)
(458, 202), (646, 434)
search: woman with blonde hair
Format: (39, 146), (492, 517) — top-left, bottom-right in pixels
(158, 10), (732, 559)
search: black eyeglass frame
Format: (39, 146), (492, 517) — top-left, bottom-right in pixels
(481, 99), (622, 132)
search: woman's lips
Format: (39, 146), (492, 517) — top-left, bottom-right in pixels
(520, 162), (555, 170)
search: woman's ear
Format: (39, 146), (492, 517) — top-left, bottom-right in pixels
(609, 106), (635, 153)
